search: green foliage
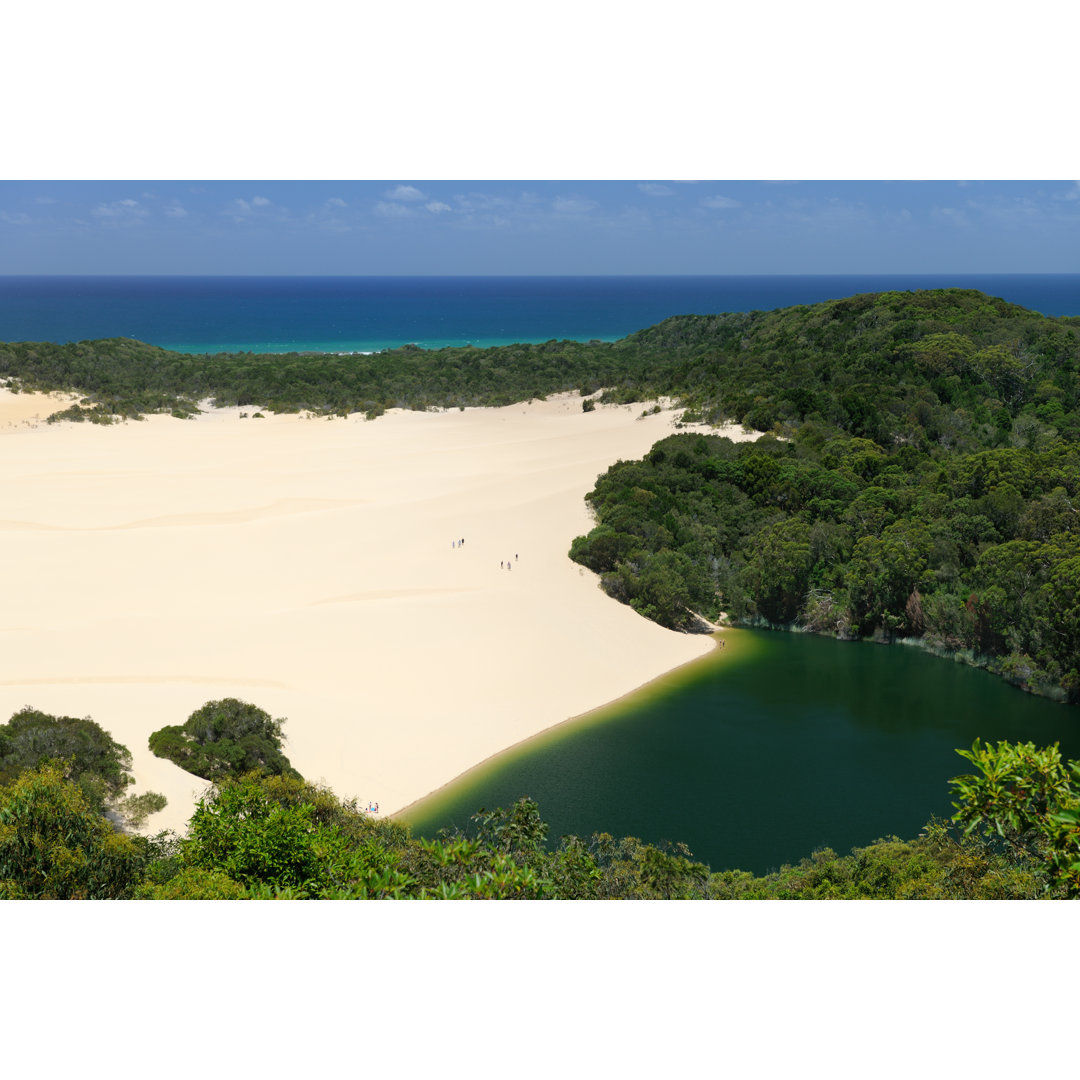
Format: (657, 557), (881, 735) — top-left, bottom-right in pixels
(707, 819), (1044, 899)
(950, 738), (1080, 896)
(0, 706), (164, 819)
(148, 697), (300, 782)
(136, 867), (249, 900)
(0, 763), (151, 899)
(177, 773), (412, 898)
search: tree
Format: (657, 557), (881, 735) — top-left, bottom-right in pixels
(0, 706), (165, 826)
(744, 518), (814, 623)
(0, 707), (133, 807)
(0, 763), (150, 899)
(148, 697), (300, 782)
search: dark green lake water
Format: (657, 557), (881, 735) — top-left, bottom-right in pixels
(399, 629), (1080, 874)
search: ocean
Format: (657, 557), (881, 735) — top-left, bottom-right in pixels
(1, 274), (1079, 354)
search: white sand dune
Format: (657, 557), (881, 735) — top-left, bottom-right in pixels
(0, 388), (757, 833)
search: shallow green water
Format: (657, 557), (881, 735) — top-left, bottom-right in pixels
(400, 629), (1080, 875)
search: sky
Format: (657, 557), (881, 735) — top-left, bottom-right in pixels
(3, 179), (1080, 275)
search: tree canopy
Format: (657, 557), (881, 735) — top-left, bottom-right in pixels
(148, 698), (300, 782)
(0, 763), (153, 899)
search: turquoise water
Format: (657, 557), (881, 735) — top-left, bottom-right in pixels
(1, 274), (1079, 353)
(400, 630), (1080, 875)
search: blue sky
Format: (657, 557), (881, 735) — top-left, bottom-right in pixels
(2, 180), (1079, 275)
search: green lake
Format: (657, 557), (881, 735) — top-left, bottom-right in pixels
(399, 629), (1080, 875)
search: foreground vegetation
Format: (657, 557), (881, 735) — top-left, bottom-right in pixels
(1, 701), (1077, 899)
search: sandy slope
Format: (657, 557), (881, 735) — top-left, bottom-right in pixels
(0, 388), (757, 833)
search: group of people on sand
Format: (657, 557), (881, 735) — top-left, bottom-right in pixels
(449, 537), (520, 571)
(365, 801), (379, 814)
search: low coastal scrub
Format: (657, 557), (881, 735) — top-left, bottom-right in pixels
(2, 703), (1077, 898)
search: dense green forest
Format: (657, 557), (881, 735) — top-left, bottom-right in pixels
(2, 703), (1077, 899)
(566, 290), (1080, 701)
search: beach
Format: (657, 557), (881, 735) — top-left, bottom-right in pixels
(0, 388), (757, 833)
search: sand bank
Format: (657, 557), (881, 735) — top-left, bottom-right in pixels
(0, 389), (758, 833)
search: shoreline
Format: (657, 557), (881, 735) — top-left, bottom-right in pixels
(392, 632), (725, 821)
(0, 388), (757, 834)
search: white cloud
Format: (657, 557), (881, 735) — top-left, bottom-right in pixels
(637, 183), (672, 197)
(385, 184), (425, 201)
(425, 201), (452, 214)
(552, 196), (597, 214)
(374, 200), (413, 218)
(91, 199), (149, 220)
(165, 206), (188, 218)
(1063, 181), (1080, 201)
(702, 195), (741, 209)
(230, 196), (272, 216)
(0, 211), (31, 225)
(34, 196), (56, 205)
(326, 197), (348, 208)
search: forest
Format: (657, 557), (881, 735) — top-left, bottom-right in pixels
(566, 289), (1080, 701)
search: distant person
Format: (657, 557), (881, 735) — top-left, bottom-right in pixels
(501, 560), (504, 569)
